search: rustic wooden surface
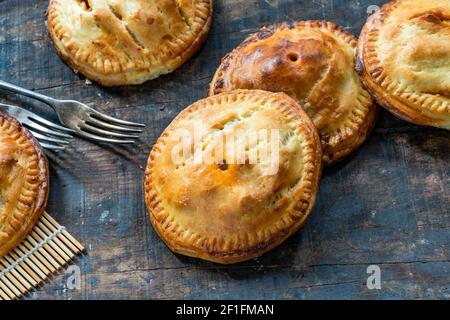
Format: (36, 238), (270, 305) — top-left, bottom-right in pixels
(0, 0), (449, 300)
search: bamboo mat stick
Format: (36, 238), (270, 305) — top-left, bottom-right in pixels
(0, 212), (85, 300)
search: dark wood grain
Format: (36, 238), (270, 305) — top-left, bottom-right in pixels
(0, 0), (448, 300)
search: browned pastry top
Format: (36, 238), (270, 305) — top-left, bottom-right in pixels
(210, 21), (378, 165)
(0, 114), (49, 258)
(47, 0), (212, 85)
(144, 90), (322, 264)
(358, 0), (449, 129)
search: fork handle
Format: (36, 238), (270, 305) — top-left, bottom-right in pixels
(0, 80), (57, 106)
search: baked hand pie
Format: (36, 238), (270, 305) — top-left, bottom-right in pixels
(144, 90), (322, 264)
(210, 21), (378, 165)
(48, 0), (212, 86)
(0, 113), (49, 258)
(358, 0), (450, 130)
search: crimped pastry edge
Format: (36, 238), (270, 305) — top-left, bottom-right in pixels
(47, 0), (212, 86)
(357, 0), (450, 130)
(144, 89), (323, 264)
(0, 113), (49, 258)
(209, 20), (379, 166)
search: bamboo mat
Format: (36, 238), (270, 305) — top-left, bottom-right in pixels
(0, 212), (84, 300)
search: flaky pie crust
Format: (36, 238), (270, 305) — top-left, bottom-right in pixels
(144, 90), (322, 264)
(210, 21), (378, 165)
(358, 0), (450, 129)
(0, 113), (49, 258)
(47, 0), (212, 86)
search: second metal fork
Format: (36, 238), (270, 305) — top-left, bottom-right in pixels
(0, 80), (145, 144)
(0, 103), (72, 150)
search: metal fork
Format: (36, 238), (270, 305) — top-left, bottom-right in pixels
(0, 103), (73, 150)
(0, 80), (145, 144)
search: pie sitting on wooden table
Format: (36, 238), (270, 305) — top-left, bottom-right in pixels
(358, 0), (450, 130)
(210, 21), (379, 166)
(47, 0), (212, 86)
(144, 90), (322, 264)
(0, 113), (49, 258)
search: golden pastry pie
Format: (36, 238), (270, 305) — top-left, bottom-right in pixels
(144, 90), (322, 264)
(358, 0), (450, 129)
(210, 21), (378, 165)
(0, 113), (49, 258)
(47, 0), (212, 86)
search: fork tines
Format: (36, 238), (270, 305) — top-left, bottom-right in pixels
(0, 103), (73, 151)
(25, 117), (73, 151)
(76, 109), (145, 144)
(0, 80), (146, 144)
